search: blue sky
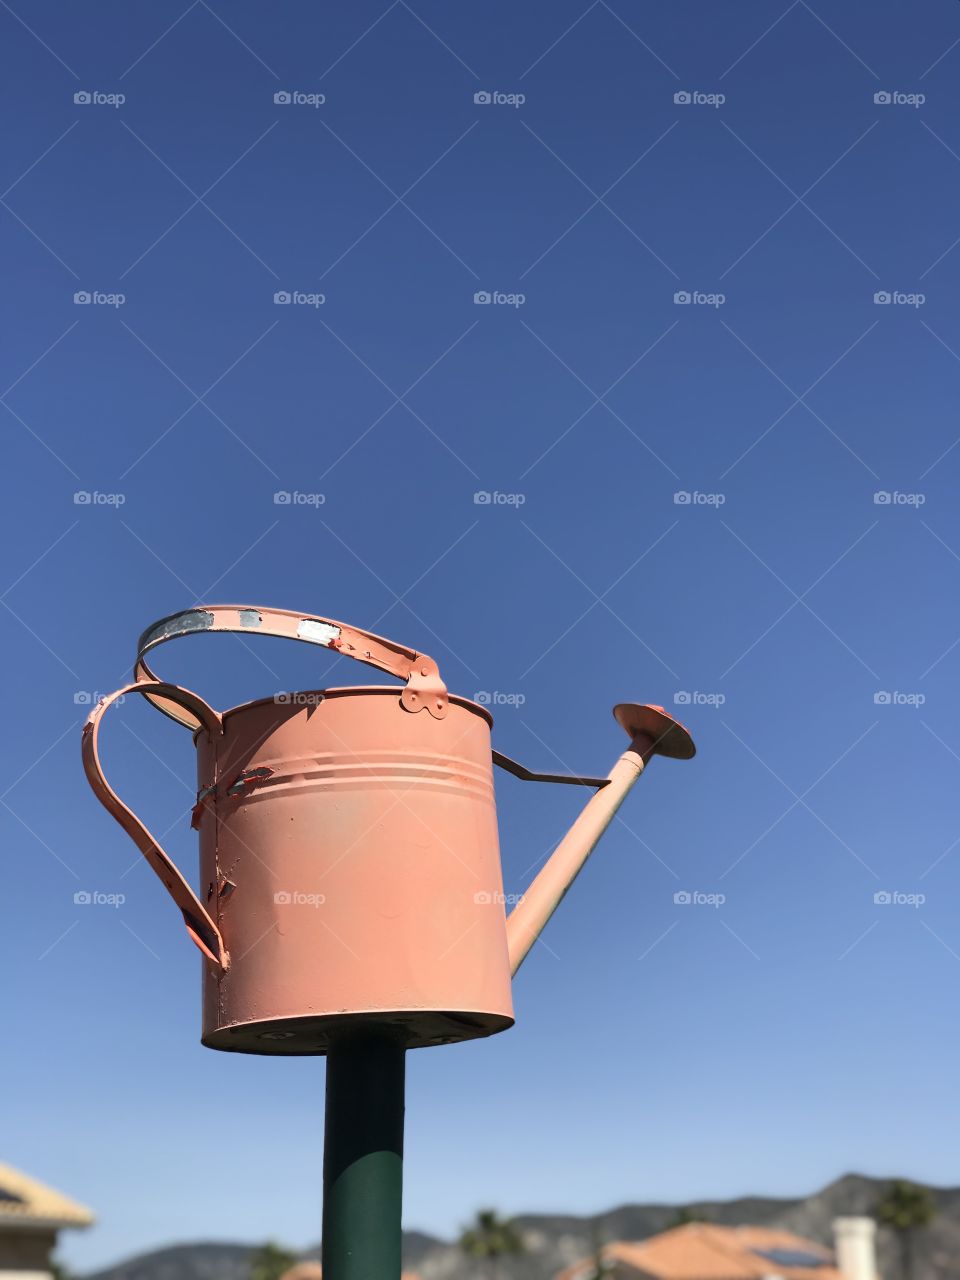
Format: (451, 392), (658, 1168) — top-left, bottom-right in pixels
(3, 0), (960, 1271)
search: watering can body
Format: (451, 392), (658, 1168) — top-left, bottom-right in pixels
(82, 605), (694, 1055)
(197, 686), (512, 1053)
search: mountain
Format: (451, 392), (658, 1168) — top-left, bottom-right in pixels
(81, 1173), (960, 1280)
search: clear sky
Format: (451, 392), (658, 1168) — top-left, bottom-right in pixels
(3, 0), (960, 1272)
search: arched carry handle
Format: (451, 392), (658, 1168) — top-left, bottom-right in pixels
(134, 604), (448, 731)
(81, 681), (229, 970)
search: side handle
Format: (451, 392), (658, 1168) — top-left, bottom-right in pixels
(81, 681), (228, 970)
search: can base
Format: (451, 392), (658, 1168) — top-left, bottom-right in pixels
(202, 1007), (514, 1055)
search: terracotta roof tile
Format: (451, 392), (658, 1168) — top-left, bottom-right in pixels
(556, 1223), (844, 1280)
(280, 1267), (419, 1280)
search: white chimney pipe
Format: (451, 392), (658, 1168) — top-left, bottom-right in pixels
(834, 1217), (879, 1280)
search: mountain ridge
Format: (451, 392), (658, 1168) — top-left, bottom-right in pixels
(81, 1173), (960, 1280)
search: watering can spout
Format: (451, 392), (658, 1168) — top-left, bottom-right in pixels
(504, 704), (695, 976)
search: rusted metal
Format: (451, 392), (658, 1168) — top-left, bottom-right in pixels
(81, 605), (696, 1056)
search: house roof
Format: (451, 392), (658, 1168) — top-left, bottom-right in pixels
(0, 1163), (94, 1230)
(557, 1223), (843, 1280)
(280, 1267), (420, 1280)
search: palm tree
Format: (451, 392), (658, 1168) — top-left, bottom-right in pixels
(584, 1217), (610, 1280)
(459, 1208), (525, 1280)
(670, 1207), (710, 1227)
(875, 1180), (935, 1280)
(249, 1240), (298, 1280)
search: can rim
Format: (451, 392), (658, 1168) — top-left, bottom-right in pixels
(208, 685), (494, 730)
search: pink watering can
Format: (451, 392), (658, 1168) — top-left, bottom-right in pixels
(82, 605), (694, 1055)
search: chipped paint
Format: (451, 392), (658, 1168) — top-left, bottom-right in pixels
(191, 782), (217, 830)
(140, 609), (214, 650)
(239, 609), (262, 628)
(297, 618), (341, 646)
(225, 765), (275, 797)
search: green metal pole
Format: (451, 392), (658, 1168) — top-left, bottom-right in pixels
(322, 1032), (406, 1280)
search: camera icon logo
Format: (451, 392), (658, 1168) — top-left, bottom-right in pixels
(673, 491), (692, 504)
(74, 291), (91, 304)
(874, 890), (892, 904)
(74, 91), (91, 105)
(873, 491), (892, 505)
(474, 91), (492, 105)
(874, 91), (892, 105)
(274, 891), (292, 905)
(674, 91), (692, 105)
(673, 290), (691, 304)
(473, 290), (492, 304)
(474, 890), (493, 904)
(274, 491), (292, 504)
(73, 491), (92, 504)
(74, 891), (92, 904)
(473, 491), (492, 504)
(74, 690), (92, 705)
(874, 690), (892, 704)
(274, 91), (292, 104)
(874, 290), (892, 304)
(274, 290), (292, 304)
(674, 691), (691, 705)
(673, 890), (692, 905)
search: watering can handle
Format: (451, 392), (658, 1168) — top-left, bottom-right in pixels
(81, 681), (229, 970)
(133, 604), (448, 730)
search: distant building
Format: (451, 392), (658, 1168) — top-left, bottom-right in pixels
(0, 1161), (94, 1279)
(556, 1219), (879, 1280)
